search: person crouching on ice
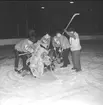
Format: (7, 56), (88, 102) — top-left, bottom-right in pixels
(52, 34), (63, 64)
(40, 33), (52, 72)
(27, 33), (51, 77)
(14, 29), (36, 73)
(64, 28), (82, 72)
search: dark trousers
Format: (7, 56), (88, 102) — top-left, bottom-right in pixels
(49, 48), (61, 59)
(14, 49), (29, 71)
(62, 48), (70, 66)
(71, 50), (81, 71)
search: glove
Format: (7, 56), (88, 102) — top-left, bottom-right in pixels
(25, 45), (34, 53)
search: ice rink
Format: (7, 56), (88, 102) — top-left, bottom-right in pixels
(0, 40), (103, 105)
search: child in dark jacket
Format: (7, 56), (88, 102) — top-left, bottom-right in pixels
(14, 29), (36, 73)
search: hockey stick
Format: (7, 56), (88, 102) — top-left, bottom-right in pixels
(19, 52), (30, 56)
(62, 13), (80, 34)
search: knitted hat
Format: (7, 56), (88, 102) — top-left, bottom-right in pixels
(56, 33), (61, 37)
(44, 34), (51, 39)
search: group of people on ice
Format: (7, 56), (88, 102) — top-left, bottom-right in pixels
(14, 28), (82, 77)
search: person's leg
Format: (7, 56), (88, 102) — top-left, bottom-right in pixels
(71, 51), (76, 70)
(72, 50), (81, 71)
(55, 47), (63, 64)
(14, 49), (20, 71)
(62, 48), (70, 67)
(49, 48), (55, 59)
(19, 54), (31, 76)
(20, 54), (29, 71)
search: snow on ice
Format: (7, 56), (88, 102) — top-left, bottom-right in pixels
(0, 50), (103, 105)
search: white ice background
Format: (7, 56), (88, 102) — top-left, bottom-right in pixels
(0, 49), (103, 105)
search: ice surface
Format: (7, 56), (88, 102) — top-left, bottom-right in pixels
(0, 48), (103, 105)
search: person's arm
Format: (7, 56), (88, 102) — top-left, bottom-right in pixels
(25, 44), (34, 53)
(64, 29), (76, 39)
